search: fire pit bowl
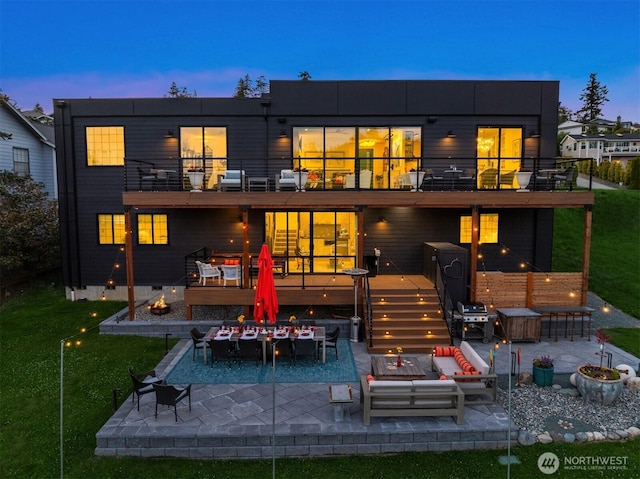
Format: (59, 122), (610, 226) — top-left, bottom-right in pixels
(150, 304), (171, 315)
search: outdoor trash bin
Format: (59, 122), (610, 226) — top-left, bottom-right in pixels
(350, 317), (361, 342)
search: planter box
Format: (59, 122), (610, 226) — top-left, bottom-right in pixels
(532, 365), (554, 387)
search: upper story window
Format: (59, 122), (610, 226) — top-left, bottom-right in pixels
(477, 127), (523, 189)
(180, 127), (227, 158)
(86, 126), (124, 166)
(13, 147), (29, 176)
(292, 126), (421, 189)
(98, 214), (125, 244)
(138, 214), (168, 245)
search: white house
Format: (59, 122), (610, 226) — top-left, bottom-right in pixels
(0, 100), (57, 198)
(560, 132), (640, 166)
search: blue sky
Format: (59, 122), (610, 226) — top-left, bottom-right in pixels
(1, 0), (639, 121)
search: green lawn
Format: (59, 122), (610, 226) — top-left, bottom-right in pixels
(553, 190), (640, 319)
(1, 189), (639, 478)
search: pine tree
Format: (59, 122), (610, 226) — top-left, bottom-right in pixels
(576, 73), (609, 132)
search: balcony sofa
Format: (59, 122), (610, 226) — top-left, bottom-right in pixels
(360, 376), (464, 426)
(430, 341), (497, 404)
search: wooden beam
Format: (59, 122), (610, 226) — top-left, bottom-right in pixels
(469, 207), (479, 302)
(125, 209), (135, 320)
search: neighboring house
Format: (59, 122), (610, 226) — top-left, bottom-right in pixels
(558, 120), (585, 136)
(558, 117), (636, 137)
(0, 100), (57, 198)
(53, 80), (595, 326)
(560, 132), (640, 166)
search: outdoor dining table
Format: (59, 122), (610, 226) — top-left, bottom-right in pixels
(203, 326), (326, 365)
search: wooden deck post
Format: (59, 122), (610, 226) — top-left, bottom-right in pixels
(581, 206), (593, 306)
(469, 206), (479, 302)
(125, 208), (136, 320)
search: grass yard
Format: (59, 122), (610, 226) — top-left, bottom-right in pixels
(553, 190), (640, 319)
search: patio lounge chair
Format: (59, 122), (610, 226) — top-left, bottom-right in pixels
(128, 368), (163, 411)
(275, 169), (297, 191)
(152, 383), (192, 422)
(195, 260), (221, 285)
(218, 170), (245, 191)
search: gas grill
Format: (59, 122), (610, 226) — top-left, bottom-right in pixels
(454, 302), (494, 342)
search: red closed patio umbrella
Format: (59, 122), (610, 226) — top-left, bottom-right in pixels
(253, 243), (279, 324)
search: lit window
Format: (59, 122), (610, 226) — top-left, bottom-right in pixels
(13, 147), (29, 176)
(98, 214), (125, 244)
(86, 126), (124, 166)
(138, 214), (168, 245)
(460, 214), (499, 243)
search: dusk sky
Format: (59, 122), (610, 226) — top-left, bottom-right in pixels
(1, 0), (639, 122)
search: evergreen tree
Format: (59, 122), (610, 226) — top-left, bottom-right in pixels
(576, 73), (609, 132)
(298, 71), (312, 81)
(165, 82), (197, 98)
(558, 102), (573, 123)
(233, 74), (269, 98)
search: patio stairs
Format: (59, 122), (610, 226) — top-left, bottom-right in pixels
(365, 287), (451, 355)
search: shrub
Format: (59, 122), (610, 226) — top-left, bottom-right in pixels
(628, 157), (640, 190)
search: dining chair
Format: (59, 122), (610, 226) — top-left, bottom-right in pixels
(293, 337), (317, 364)
(152, 383), (192, 422)
(273, 338), (295, 367)
(237, 338), (262, 367)
(221, 264), (241, 287)
(553, 165), (576, 190)
(137, 166), (157, 191)
(208, 338), (237, 368)
(499, 170), (517, 189)
(479, 168), (498, 189)
(128, 368), (163, 410)
(325, 326), (341, 360)
(190, 327), (206, 361)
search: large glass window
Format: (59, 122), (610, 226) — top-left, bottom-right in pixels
(138, 214), (168, 245)
(477, 127), (522, 189)
(180, 127), (227, 189)
(98, 214), (125, 244)
(86, 126), (124, 166)
(460, 214), (499, 244)
(292, 126), (421, 189)
(265, 211), (356, 273)
(12, 147), (29, 176)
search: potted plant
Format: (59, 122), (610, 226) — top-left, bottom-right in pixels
(532, 355), (554, 386)
(292, 167), (309, 191)
(515, 167), (533, 191)
(186, 165), (205, 192)
(575, 330), (624, 405)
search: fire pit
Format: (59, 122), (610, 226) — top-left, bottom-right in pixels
(149, 295), (171, 315)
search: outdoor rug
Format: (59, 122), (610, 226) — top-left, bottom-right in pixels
(165, 339), (358, 384)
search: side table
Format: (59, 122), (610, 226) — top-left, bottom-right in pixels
(248, 177), (270, 191)
(329, 384), (353, 422)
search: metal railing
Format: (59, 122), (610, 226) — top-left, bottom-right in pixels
(124, 156), (595, 193)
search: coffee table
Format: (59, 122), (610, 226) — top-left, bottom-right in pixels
(371, 355), (426, 380)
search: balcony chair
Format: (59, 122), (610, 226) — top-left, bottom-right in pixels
(152, 383), (192, 422)
(499, 170), (517, 189)
(137, 166), (157, 191)
(220, 264), (241, 287)
(195, 260), (221, 285)
(128, 368), (163, 411)
(190, 327), (206, 361)
(553, 165), (576, 190)
(479, 168), (498, 189)
(325, 326), (341, 360)
(275, 169), (297, 191)
(218, 170), (245, 191)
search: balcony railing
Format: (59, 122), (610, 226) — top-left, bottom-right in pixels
(124, 157), (594, 192)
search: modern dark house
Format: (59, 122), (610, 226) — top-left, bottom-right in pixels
(54, 80), (595, 352)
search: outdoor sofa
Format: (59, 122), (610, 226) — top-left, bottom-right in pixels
(360, 376), (464, 426)
(431, 340), (497, 404)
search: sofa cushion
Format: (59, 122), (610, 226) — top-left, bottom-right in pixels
(280, 170), (294, 179)
(434, 346), (458, 357)
(454, 370), (482, 382)
(460, 341), (490, 374)
(369, 380), (413, 392)
(225, 171), (241, 180)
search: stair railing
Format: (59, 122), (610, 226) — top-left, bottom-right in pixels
(433, 256), (455, 343)
(363, 274), (373, 348)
